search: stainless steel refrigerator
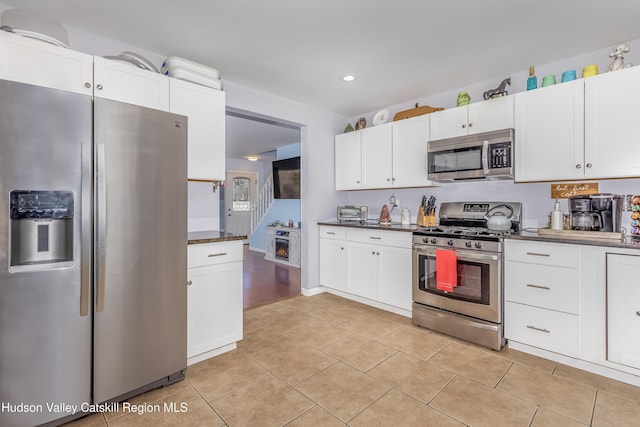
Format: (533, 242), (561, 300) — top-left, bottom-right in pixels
(0, 79), (188, 427)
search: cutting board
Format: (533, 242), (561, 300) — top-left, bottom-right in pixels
(538, 228), (623, 241)
(393, 105), (444, 121)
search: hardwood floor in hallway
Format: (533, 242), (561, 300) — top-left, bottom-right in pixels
(243, 244), (301, 310)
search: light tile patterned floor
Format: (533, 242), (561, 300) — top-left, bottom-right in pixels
(67, 293), (640, 426)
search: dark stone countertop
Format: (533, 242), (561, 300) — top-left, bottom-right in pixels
(507, 230), (640, 250)
(187, 231), (247, 245)
(318, 220), (417, 233)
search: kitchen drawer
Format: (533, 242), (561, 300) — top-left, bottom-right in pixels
(505, 301), (579, 357)
(346, 227), (411, 248)
(188, 241), (243, 268)
(319, 226), (346, 240)
(504, 240), (579, 268)
(505, 262), (579, 314)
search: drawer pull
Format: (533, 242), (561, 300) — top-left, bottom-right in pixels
(326, 232), (336, 235)
(369, 236), (382, 240)
(526, 284), (551, 290)
(208, 252), (227, 257)
(527, 325), (550, 333)
(526, 252), (550, 257)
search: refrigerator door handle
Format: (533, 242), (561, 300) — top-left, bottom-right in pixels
(96, 143), (107, 312)
(80, 141), (91, 316)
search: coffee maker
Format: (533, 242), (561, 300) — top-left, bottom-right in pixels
(569, 195), (602, 231)
(590, 193), (618, 232)
(569, 194), (620, 232)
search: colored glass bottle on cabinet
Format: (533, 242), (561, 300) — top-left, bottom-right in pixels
(527, 66), (537, 90)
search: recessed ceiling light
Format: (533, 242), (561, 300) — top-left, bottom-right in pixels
(342, 74), (357, 82)
(246, 156), (260, 161)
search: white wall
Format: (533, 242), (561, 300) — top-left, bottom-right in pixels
(343, 39), (640, 229)
(188, 182), (221, 231)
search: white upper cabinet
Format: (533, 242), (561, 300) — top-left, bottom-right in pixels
(392, 115), (431, 187)
(430, 96), (513, 140)
(335, 115), (434, 190)
(0, 30), (92, 95)
(514, 80), (585, 182)
(585, 66), (640, 179)
(361, 123), (394, 189)
(335, 131), (362, 190)
(170, 79), (226, 181)
(93, 56), (170, 111)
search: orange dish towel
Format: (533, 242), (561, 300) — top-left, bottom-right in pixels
(436, 249), (458, 292)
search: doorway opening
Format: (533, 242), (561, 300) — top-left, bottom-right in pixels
(224, 109), (303, 308)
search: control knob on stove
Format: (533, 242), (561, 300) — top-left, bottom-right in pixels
(447, 239), (455, 247)
(474, 242), (483, 249)
(430, 238), (438, 244)
(465, 241), (472, 248)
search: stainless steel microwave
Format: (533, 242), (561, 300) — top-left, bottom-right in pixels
(427, 128), (514, 182)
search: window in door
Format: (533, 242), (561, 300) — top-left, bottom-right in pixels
(232, 177), (251, 211)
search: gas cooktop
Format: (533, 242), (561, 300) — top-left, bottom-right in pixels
(415, 226), (513, 238)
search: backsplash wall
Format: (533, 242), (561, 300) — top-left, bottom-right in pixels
(345, 179), (640, 229)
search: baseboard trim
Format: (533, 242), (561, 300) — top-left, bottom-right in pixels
(301, 287), (325, 297)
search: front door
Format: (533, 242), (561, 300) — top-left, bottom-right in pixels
(225, 170), (257, 237)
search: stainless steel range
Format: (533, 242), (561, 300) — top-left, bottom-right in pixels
(412, 202), (522, 350)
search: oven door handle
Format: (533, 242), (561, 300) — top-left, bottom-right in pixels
(413, 246), (499, 262)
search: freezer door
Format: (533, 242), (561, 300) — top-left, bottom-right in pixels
(0, 80), (92, 426)
(93, 98), (187, 403)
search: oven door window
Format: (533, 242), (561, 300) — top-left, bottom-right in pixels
(417, 253), (490, 304)
(429, 147), (483, 174)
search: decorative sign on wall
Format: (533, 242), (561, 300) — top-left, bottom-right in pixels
(551, 182), (599, 199)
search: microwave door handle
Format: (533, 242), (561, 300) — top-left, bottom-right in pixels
(482, 140), (489, 175)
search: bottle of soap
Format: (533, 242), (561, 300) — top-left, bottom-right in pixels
(551, 199), (564, 230)
(527, 66), (537, 90)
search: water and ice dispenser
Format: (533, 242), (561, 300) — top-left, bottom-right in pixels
(9, 190), (74, 272)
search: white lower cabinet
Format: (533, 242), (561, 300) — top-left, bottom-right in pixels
(606, 253), (640, 370)
(504, 240), (580, 357)
(319, 226), (412, 312)
(505, 239), (640, 386)
(187, 241), (243, 365)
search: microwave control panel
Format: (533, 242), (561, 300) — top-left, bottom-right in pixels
(489, 142), (511, 168)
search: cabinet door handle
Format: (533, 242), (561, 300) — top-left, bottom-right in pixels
(341, 247), (344, 250)
(586, 163), (593, 168)
(208, 252), (227, 257)
(526, 252), (550, 257)
(526, 284), (551, 290)
(96, 84), (103, 90)
(356, 180), (360, 184)
(84, 82), (91, 88)
(187, 280), (192, 286)
(387, 178), (391, 181)
(468, 122), (473, 128)
(462, 124), (466, 129)
(575, 164), (582, 169)
(527, 325), (550, 333)
(636, 311), (640, 317)
(369, 236), (382, 240)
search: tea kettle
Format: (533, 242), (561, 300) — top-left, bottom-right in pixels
(484, 204), (514, 231)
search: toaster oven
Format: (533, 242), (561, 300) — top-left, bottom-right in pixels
(337, 205), (368, 223)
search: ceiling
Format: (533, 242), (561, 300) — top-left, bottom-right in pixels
(2, 0), (640, 158)
(226, 113), (300, 161)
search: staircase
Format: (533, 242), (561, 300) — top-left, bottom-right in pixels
(251, 173), (274, 232)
